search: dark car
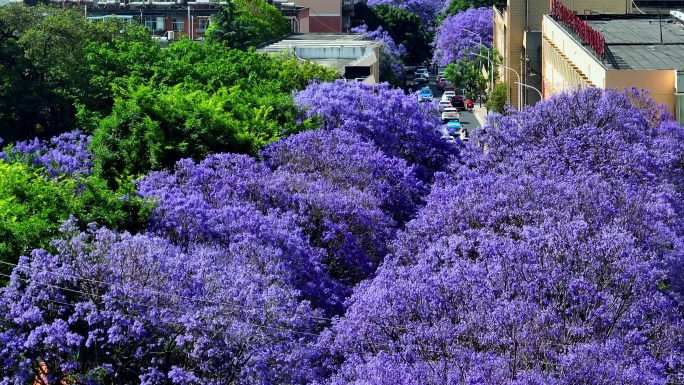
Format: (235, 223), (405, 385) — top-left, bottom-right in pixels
(450, 95), (465, 111)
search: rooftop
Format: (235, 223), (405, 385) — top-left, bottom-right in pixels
(585, 15), (684, 70)
(257, 34), (381, 79)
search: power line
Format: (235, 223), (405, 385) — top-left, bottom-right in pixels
(0, 260), (409, 334)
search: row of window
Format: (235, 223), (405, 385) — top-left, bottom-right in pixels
(143, 16), (209, 32)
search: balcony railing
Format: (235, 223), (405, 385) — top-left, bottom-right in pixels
(551, 0), (605, 57)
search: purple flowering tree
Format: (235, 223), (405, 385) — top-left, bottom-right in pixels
(362, 0), (448, 25)
(433, 7), (493, 66)
(321, 88), (684, 384)
(294, 80), (459, 182)
(1, 130), (93, 178)
(352, 24), (406, 85)
(0, 219), (326, 384)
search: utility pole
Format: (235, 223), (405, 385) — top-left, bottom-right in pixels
(659, 10), (663, 44)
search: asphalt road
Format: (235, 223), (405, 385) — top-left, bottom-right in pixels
(427, 78), (482, 133)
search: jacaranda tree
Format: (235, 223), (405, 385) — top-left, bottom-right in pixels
(359, 0), (447, 25)
(320, 87), (684, 384)
(433, 7), (493, 66)
(294, 80), (459, 182)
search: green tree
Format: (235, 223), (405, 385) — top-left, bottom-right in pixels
(206, 0), (290, 49)
(485, 81), (508, 113)
(352, 2), (430, 66)
(0, 159), (149, 280)
(444, 47), (500, 98)
(0, 5), (151, 140)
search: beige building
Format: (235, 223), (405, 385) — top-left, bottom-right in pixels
(257, 34), (382, 83)
(542, 9), (684, 124)
(493, 0), (630, 109)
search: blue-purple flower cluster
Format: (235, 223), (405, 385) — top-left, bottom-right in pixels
(1, 85), (683, 384)
(352, 24), (407, 81)
(1, 130), (93, 178)
(433, 7), (494, 66)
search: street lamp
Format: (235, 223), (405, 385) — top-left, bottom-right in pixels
(515, 82), (543, 104)
(474, 54), (521, 110)
(467, 40), (492, 94)
(463, 28), (492, 95)
(497, 64), (521, 111)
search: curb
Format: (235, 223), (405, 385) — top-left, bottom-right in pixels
(473, 108), (487, 127)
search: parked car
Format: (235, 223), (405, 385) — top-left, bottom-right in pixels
(450, 96), (465, 111)
(415, 76), (429, 86)
(441, 91), (456, 101)
(446, 120), (462, 135)
(442, 107), (460, 123)
(441, 134), (456, 144)
(417, 87), (433, 102)
(438, 100), (452, 109)
(443, 85), (456, 93)
(415, 68), (429, 79)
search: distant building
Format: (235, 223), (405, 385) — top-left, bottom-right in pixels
(258, 34), (382, 83)
(493, 0), (630, 109)
(277, 0), (354, 33)
(542, 6), (684, 124)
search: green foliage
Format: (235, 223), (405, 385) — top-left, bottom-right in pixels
(0, 160), (149, 279)
(444, 47), (500, 97)
(206, 0), (291, 49)
(485, 81), (508, 113)
(92, 79), (322, 188)
(352, 2), (430, 66)
(373, 5), (430, 65)
(0, 5), (144, 141)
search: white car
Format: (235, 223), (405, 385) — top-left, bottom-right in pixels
(441, 107), (460, 123)
(438, 100), (452, 109)
(441, 91), (456, 101)
(415, 69), (429, 78)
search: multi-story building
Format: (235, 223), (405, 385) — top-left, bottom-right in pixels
(542, 4), (684, 124)
(7, 0), (310, 39)
(493, 0), (630, 109)
(284, 0), (354, 33)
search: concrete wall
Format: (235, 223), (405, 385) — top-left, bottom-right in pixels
(542, 15), (605, 86)
(310, 16), (341, 33)
(541, 15), (676, 115)
(606, 69), (675, 108)
(295, 45), (373, 60)
(568, 0), (631, 14)
(294, 0), (341, 32)
(295, 0), (340, 14)
(299, 13), (310, 33)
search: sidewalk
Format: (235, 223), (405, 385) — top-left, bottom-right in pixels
(472, 99), (489, 127)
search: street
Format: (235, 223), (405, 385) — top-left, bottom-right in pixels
(426, 75), (482, 134)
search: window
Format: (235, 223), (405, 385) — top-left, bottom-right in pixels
(198, 18), (210, 33)
(144, 16), (164, 32)
(172, 19), (184, 32)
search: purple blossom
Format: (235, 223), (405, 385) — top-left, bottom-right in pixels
(353, 25), (407, 80)
(1, 130), (93, 178)
(322, 88), (684, 383)
(294, 79), (459, 182)
(362, 0), (448, 25)
(433, 7), (493, 66)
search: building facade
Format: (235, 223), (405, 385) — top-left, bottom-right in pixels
(542, 7), (684, 124)
(493, 0), (630, 109)
(258, 34), (381, 83)
(284, 0), (354, 33)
